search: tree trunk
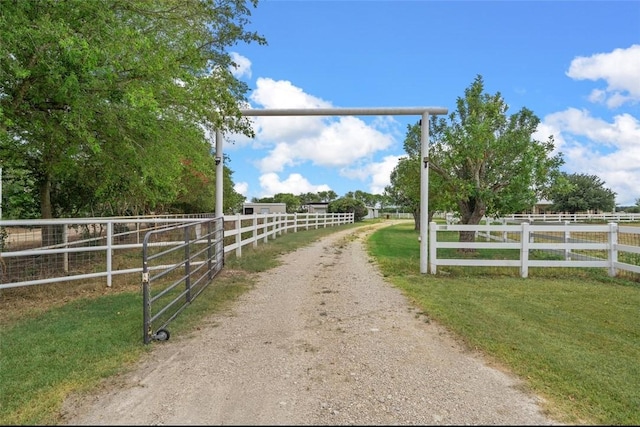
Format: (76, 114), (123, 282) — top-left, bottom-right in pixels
(457, 197), (486, 254)
(40, 178), (53, 220)
(39, 175), (63, 249)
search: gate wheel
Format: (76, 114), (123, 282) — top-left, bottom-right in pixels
(154, 329), (170, 341)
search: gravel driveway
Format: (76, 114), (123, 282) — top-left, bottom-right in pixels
(61, 222), (561, 425)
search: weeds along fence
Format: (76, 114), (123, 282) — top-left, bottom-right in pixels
(429, 221), (640, 279)
(0, 212), (354, 291)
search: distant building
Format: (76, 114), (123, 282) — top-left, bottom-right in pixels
(305, 202), (329, 214)
(532, 199), (553, 215)
(364, 206), (379, 219)
(242, 202), (286, 215)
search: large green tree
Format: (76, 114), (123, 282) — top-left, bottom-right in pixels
(316, 190), (338, 202)
(328, 197), (367, 222)
(0, 0), (265, 224)
(170, 154), (245, 215)
(549, 172), (616, 214)
(429, 75), (563, 242)
(346, 190), (383, 208)
(385, 123), (454, 230)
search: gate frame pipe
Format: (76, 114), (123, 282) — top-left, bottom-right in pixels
(214, 106), (448, 274)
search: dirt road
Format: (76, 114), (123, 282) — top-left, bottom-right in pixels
(61, 223), (560, 425)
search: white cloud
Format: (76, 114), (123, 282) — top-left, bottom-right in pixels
(257, 142), (299, 173)
(258, 172), (331, 197)
(257, 116), (395, 173)
(229, 52), (252, 79)
(250, 77), (333, 109)
(242, 79), (400, 189)
(543, 108), (639, 149)
(341, 155), (403, 195)
(566, 44), (640, 108)
(248, 78), (331, 142)
(234, 181), (249, 196)
(539, 108), (640, 206)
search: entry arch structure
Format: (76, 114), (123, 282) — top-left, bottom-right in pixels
(214, 106), (448, 274)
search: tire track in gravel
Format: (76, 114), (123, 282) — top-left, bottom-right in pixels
(61, 222), (561, 425)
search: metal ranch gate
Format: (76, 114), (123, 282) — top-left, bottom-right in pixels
(142, 218), (224, 344)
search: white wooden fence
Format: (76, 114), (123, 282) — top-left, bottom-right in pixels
(501, 212), (640, 223)
(0, 212), (354, 290)
(429, 221), (640, 278)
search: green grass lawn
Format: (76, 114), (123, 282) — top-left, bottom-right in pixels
(368, 221), (640, 425)
(1, 219), (638, 425)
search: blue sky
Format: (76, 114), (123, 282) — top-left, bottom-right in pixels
(222, 0), (640, 207)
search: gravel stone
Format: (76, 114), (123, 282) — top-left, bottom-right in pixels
(61, 223), (562, 425)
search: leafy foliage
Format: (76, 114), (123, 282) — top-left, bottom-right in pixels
(549, 172), (616, 213)
(344, 190), (386, 208)
(385, 123), (455, 230)
(329, 197), (368, 221)
(0, 0), (265, 219)
(428, 75), (563, 228)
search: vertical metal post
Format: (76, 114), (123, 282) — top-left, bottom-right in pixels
(184, 226), (191, 302)
(215, 129), (223, 217)
(420, 112), (430, 274)
(207, 219), (213, 280)
(63, 224), (69, 273)
(141, 231), (151, 344)
(106, 221), (113, 287)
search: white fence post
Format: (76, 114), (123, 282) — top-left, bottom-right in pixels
(429, 221), (437, 274)
(564, 221), (571, 260)
(271, 214), (277, 239)
(520, 222), (530, 278)
(609, 222), (618, 277)
(271, 213), (276, 238)
(502, 218), (507, 242)
(252, 214), (258, 248)
(484, 217), (490, 241)
(263, 215), (269, 243)
(235, 214), (242, 257)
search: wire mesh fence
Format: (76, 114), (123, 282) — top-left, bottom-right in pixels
(0, 212), (354, 290)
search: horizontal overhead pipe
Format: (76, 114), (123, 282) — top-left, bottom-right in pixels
(235, 106), (449, 274)
(239, 107), (448, 117)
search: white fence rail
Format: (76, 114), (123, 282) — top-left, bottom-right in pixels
(429, 221), (640, 278)
(0, 212), (354, 290)
(501, 212), (640, 223)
